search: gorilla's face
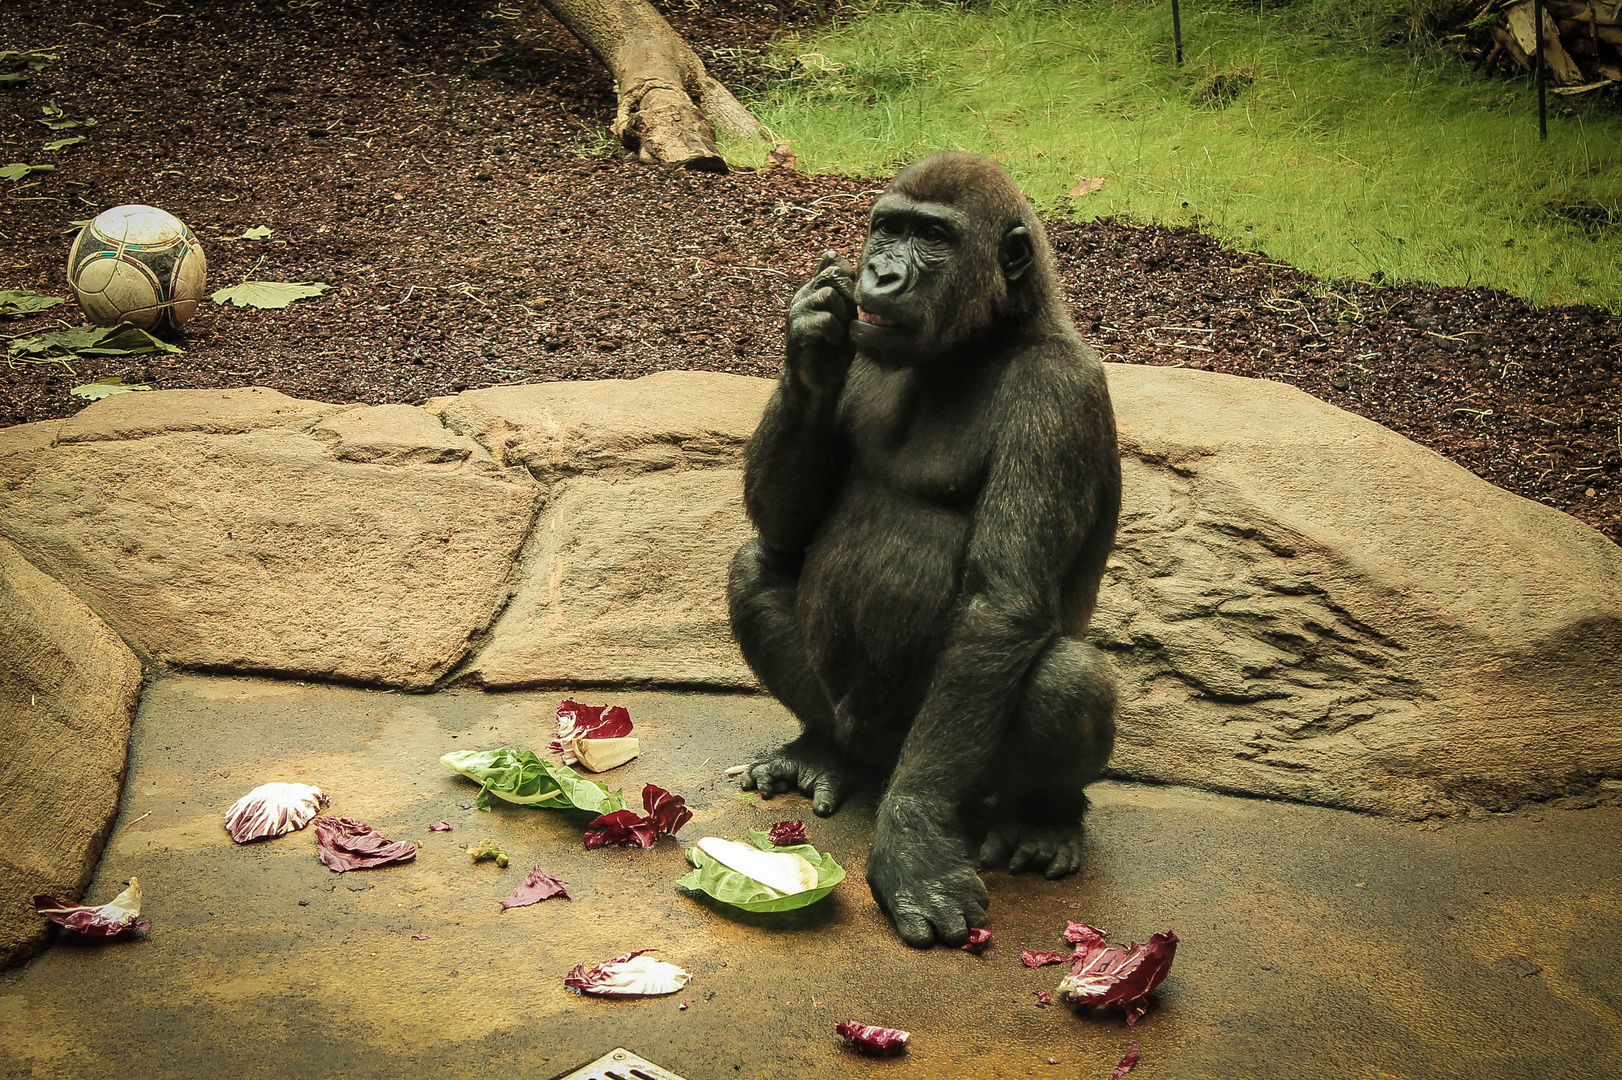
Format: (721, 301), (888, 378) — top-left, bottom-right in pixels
(851, 193), (1034, 369)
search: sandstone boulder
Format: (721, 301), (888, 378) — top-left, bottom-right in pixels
(0, 537), (142, 968)
(0, 394), (541, 689)
(427, 370), (773, 484)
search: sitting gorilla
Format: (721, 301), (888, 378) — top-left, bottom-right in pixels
(728, 152), (1120, 948)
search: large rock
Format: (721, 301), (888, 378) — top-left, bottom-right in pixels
(0, 536), (142, 968)
(1096, 366), (1622, 816)
(2, 369), (1617, 817)
(427, 374), (771, 689)
(0, 390), (541, 689)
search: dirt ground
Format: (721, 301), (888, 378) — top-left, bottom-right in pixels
(1, 0), (1618, 545)
(3, 676), (1618, 1080)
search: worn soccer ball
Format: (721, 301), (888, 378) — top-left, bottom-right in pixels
(67, 205), (207, 331)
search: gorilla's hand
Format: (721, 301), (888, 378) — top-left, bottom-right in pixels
(785, 250), (856, 394)
(865, 796), (989, 948)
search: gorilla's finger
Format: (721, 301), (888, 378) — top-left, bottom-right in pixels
(929, 905), (969, 947)
(979, 829), (1013, 869)
(892, 906), (937, 949)
(966, 872), (991, 910)
(964, 901), (988, 929)
(739, 770), (759, 791)
(812, 773), (844, 817)
(1009, 842), (1044, 875)
(1047, 845), (1082, 880)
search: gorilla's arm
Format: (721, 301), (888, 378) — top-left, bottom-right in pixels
(743, 252), (856, 553)
(865, 352), (1114, 947)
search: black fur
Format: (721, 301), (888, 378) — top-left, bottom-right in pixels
(728, 153), (1121, 948)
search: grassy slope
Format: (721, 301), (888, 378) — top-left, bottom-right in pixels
(724, 0), (1622, 312)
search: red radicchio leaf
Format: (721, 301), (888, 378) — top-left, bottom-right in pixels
(836, 1021), (910, 1056)
(583, 809), (658, 849)
(1111, 1043), (1142, 1079)
(1022, 949), (1073, 968)
(767, 819), (807, 846)
(500, 866), (571, 909)
(33, 879), (149, 937)
(1056, 927), (1179, 1026)
(564, 950), (690, 996)
(1064, 920), (1109, 948)
(1034, 989), (1055, 1007)
(961, 927), (993, 953)
(551, 700), (635, 761)
(428, 821), (453, 832)
(642, 784), (692, 837)
(312, 816), (417, 872)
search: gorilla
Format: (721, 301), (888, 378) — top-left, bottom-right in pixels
(728, 152), (1120, 948)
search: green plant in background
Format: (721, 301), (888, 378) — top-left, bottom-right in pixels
(724, 0), (1622, 311)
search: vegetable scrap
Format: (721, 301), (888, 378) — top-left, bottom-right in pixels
(584, 809), (659, 849)
(835, 1021), (910, 1056)
(468, 838), (510, 868)
(676, 830), (846, 913)
(222, 782), (328, 843)
(962, 927), (993, 953)
(428, 821), (453, 832)
(34, 878), (149, 937)
(412, 934), (430, 941)
(501, 867), (570, 910)
(766, 819), (807, 846)
(1033, 989), (1055, 1007)
(642, 784), (693, 836)
(440, 747), (626, 814)
(1054, 922), (1178, 1026)
(552, 700), (638, 771)
(1111, 1043), (1142, 1079)
(695, 837), (817, 894)
(583, 784), (691, 849)
(564, 950), (691, 997)
(312, 816), (417, 873)
(1022, 949), (1072, 968)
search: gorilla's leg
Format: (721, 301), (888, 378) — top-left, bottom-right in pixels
(977, 636), (1116, 879)
(728, 538), (855, 816)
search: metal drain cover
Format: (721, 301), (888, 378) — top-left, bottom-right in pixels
(552, 1047), (689, 1080)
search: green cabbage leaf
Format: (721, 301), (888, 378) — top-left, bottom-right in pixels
(440, 747), (626, 814)
(676, 828), (845, 912)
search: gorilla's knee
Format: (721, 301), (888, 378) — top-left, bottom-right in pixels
(1017, 637), (1116, 787)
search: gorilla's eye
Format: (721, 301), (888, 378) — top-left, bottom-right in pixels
(918, 224), (950, 244)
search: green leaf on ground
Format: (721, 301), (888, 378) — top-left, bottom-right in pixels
(69, 377), (151, 400)
(0, 163), (54, 181)
(38, 101), (96, 130)
(0, 73), (25, 85)
(43, 136), (85, 151)
(9, 324), (182, 360)
(0, 51), (59, 73)
(440, 748), (627, 815)
(676, 830), (846, 913)
(0, 289), (66, 319)
(234, 226), (274, 240)
(210, 281), (329, 308)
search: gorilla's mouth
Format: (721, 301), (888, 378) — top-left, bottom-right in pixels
(857, 309), (895, 327)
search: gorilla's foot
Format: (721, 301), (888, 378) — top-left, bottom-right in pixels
(740, 736), (853, 816)
(978, 813), (1086, 880)
(867, 798), (989, 948)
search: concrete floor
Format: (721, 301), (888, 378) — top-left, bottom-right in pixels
(2, 675), (1618, 1080)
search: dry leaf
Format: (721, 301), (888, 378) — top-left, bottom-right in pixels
(1066, 177), (1107, 199)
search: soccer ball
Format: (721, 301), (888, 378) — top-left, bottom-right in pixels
(67, 205), (207, 332)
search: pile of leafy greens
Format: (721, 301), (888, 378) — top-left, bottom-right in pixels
(440, 747), (626, 814)
(676, 828), (845, 913)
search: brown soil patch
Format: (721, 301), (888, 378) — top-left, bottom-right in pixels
(2, 0), (1617, 544)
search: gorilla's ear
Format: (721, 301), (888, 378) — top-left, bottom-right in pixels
(999, 226), (1035, 283)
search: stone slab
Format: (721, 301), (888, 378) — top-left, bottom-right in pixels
(427, 370), (774, 483)
(0, 409), (541, 690)
(0, 537), (141, 969)
(463, 467), (756, 689)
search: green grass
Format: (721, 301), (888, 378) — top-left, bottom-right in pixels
(722, 0), (1622, 312)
